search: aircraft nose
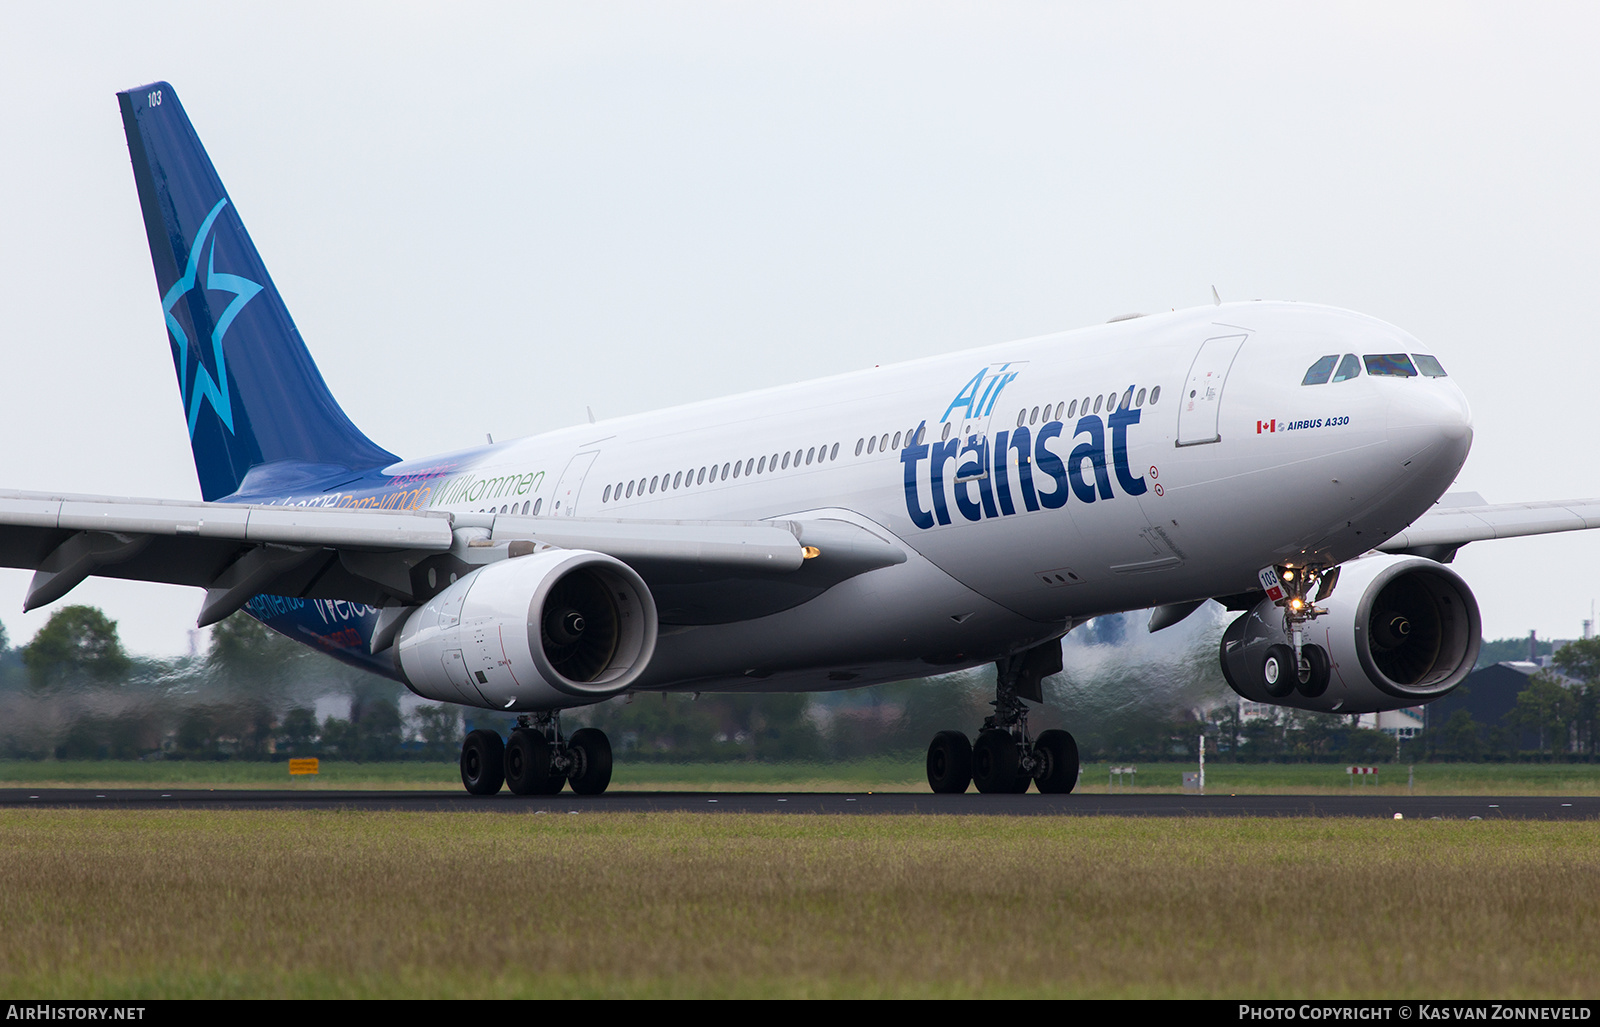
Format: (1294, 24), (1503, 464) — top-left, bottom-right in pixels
(1387, 378), (1473, 485)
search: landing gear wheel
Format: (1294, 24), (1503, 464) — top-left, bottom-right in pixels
(926, 730), (973, 794)
(1294, 643), (1331, 698)
(1032, 729), (1080, 794)
(566, 728), (613, 795)
(460, 729), (505, 796)
(972, 730), (1026, 794)
(504, 728), (553, 795)
(1262, 644), (1297, 699)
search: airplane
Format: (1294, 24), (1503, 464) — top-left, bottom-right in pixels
(2, 80), (1595, 796)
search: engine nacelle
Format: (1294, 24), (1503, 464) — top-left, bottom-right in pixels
(1220, 553), (1481, 713)
(396, 549), (658, 711)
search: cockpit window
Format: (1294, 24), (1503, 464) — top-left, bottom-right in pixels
(1301, 355), (1338, 385)
(1413, 354), (1448, 377)
(1363, 353), (1417, 377)
(1332, 353), (1360, 382)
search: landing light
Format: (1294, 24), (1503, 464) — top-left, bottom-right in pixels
(802, 546), (821, 560)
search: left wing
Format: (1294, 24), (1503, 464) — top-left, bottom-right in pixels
(1379, 492), (1600, 562)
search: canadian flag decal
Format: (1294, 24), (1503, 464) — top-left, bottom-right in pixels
(1257, 419), (1277, 434)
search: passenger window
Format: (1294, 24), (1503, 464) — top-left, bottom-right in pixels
(1302, 355), (1338, 385)
(1413, 354), (1448, 377)
(806, 447), (815, 465)
(1364, 353), (1417, 377)
(1055, 401), (1065, 420)
(1135, 388), (1146, 407)
(697, 467), (706, 485)
(1093, 395), (1103, 414)
(855, 439), (864, 456)
(1121, 387), (1134, 410)
(673, 472), (682, 489)
(603, 485), (611, 502)
(881, 433), (891, 450)
(533, 498), (543, 514)
(1030, 406), (1039, 425)
(758, 456), (767, 474)
(892, 431), (902, 449)
(1067, 400), (1077, 419)
(1332, 354), (1360, 382)
(1016, 409), (1026, 428)
(1149, 386), (1161, 404)
(830, 443), (839, 460)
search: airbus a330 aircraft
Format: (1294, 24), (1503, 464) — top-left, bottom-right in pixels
(4, 82), (1596, 796)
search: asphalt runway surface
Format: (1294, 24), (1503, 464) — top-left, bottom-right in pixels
(2, 788), (1596, 818)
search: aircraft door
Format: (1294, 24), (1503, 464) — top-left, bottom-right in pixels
(1176, 334), (1247, 446)
(944, 361), (1028, 488)
(551, 451), (600, 516)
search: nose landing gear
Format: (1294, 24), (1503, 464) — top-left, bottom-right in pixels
(924, 643), (1080, 795)
(1260, 563), (1337, 698)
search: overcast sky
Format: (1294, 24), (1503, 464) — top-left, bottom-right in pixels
(0, 2), (1596, 656)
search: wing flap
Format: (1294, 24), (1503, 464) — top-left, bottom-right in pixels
(0, 490), (455, 548)
(487, 515), (806, 573)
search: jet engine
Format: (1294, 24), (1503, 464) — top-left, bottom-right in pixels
(395, 549), (658, 711)
(1219, 553), (1481, 713)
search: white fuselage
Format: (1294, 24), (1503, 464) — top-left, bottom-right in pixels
(359, 301), (1471, 697)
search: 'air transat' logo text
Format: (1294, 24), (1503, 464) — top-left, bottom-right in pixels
(902, 406), (1147, 529)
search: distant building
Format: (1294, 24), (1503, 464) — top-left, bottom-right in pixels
(1426, 660), (1579, 751)
(1236, 700), (1422, 738)
(1355, 707), (1425, 739)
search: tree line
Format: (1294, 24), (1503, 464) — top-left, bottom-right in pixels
(2, 603), (1596, 763)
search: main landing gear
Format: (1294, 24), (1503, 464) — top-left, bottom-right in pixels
(926, 643), (1080, 795)
(460, 713), (613, 796)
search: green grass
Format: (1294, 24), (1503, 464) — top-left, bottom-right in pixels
(7, 758), (1600, 794)
(2, 810), (1598, 998)
(1081, 761), (1600, 795)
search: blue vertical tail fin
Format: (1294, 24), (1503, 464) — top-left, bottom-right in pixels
(117, 82), (398, 500)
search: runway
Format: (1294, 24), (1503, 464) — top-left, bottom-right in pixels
(2, 788), (1596, 818)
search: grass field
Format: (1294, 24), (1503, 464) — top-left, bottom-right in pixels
(1, 810), (1597, 998)
(7, 758), (1600, 794)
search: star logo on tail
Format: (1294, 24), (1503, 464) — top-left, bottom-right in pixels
(161, 198), (263, 437)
